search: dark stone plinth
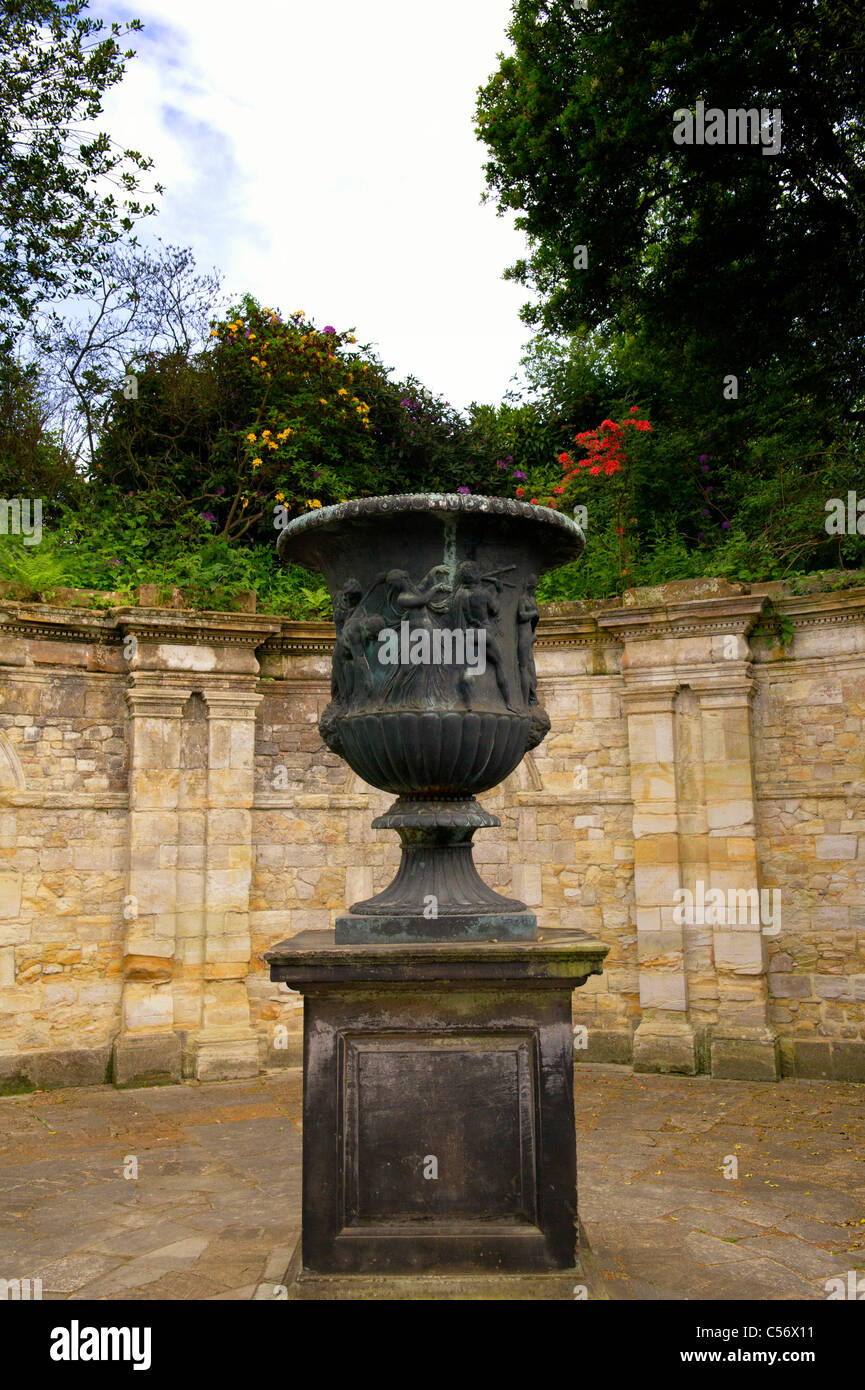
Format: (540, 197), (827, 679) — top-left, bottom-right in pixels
(278, 1227), (612, 1299)
(265, 928), (608, 1278)
(334, 910), (537, 944)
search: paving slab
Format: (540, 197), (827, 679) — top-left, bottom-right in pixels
(0, 1066), (862, 1300)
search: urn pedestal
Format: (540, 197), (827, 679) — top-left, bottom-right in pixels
(268, 495), (608, 1297)
(266, 929), (608, 1297)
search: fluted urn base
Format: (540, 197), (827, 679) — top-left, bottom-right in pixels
(335, 796), (537, 944)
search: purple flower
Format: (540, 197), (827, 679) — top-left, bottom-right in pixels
(215, 486), (225, 496)
(700, 508), (710, 516)
(323, 325), (336, 334)
(201, 511), (217, 523)
(697, 532), (705, 541)
(496, 459), (507, 468)
(400, 398), (411, 408)
(699, 454), (709, 463)
(506, 455), (513, 462)
(312, 470), (321, 480)
(457, 486), (471, 495)
(721, 520), (731, 529)
(107, 558), (121, 566)
(513, 469), (527, 481)
(700, 464), (710, 474)
(127, 490), (134, 496)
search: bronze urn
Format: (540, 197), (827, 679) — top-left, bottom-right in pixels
(277, 493), (584, 942)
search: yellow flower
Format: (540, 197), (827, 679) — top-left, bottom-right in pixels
(337, 388), (348, 396)
(262, 429), (272, 437)
(348, 335), (356, 343)
(251, 356), (259, 363)
(249, 334), (256, 341)
(209, 329), (218, 337)
(306, 499), (322, 509)
(319, 398), (328, 405)
(275, 491), (285, 502)
(247, 433), (256, 442)
(267, 441), (277, 450)
(252, 457), (262, 466)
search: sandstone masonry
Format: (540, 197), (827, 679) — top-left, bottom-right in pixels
(0, 580), (863, 1088)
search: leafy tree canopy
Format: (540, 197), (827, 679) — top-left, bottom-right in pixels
(476, 0), (865, 416)
(0, 0), (160, 345)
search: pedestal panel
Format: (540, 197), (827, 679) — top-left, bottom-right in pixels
(266, 928), (608, 1277)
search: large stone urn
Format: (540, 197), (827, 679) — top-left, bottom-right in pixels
(276, 493), (583, 942)
(268, 494), (608, 1295)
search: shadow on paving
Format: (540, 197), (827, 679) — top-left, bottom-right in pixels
(0, 1066), (862, 1300)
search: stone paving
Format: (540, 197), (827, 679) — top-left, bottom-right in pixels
(0, 1065), (863, 1300)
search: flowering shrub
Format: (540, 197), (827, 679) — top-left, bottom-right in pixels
(93, 296), (381, 541)
(552, 407), (652, 585)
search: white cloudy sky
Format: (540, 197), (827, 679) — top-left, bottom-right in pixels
(96, 0), (536, 410)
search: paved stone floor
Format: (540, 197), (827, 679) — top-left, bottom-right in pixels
(0, 1065), (863, 1300)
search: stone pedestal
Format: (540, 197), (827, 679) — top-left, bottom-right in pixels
(266, 927), (607, 1290)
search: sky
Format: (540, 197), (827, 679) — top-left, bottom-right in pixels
(97, 0), (536, 411)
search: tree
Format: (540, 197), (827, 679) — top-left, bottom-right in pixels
(0, 0), (160, 345)
(92, 297), (526, 544)
(0, 354), (79, 506)
(35, 240), (225, 467)
(476, 0), (865, 417)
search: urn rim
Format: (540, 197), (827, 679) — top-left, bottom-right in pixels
(276, 492), (585, 570)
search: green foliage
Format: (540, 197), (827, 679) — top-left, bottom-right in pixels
(0, 531), (72, 598)
(0, 0), (160, 343)
(476, 0), (865, 421)
(91, 296), (535, 540)
(0, 355), (80, 509)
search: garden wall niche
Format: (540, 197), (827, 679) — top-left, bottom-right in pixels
(1, 580), (864, 1089)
